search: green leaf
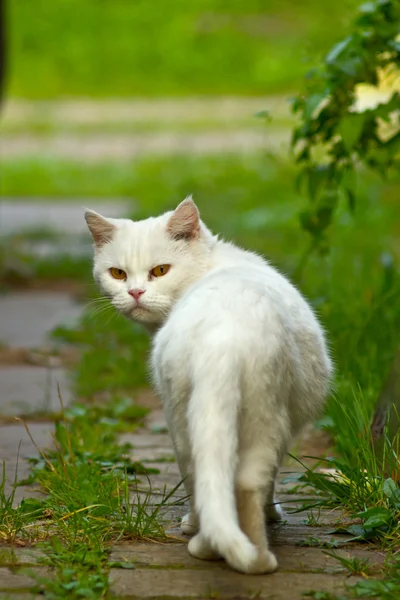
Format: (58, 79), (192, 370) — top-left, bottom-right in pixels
(389, 39), (400, 52)
(351, 579), (400, 598)
(357, 506), (393, 529)
(326, 37), (352, 65)
(19, 497), (46, 514)
(341, 167), (357, 212)
(289, 96), (304, 114)
(300, 210), (319, 235)
(383, 478), (400, 508)
(326, 38), (364, 77)
(383, 477), (397, 497)
(77, 588), (100, 598)
(304, 93), (327, 121)
(385, 131), (400, 157)
(338, 114), (365, 150)
(307, 165), (330, 201)
(62, 581), (79, 590)
(315, 191), (338, 231)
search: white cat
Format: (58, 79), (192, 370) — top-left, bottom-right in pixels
(85, 198), (332, 574)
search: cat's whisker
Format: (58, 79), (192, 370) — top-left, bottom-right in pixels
(84, 302), (106, 311)
(103, 310), (118, 328)
(85, 296), (107, 302)
(88, 304), (114, 320)
(93, 304), (113, 316)
(83, 297), (111, 310)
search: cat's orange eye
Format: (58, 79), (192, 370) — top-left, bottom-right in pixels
(110, 267), (127, 280)
(151, 264), (170, 278)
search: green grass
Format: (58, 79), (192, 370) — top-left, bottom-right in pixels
(344, 552), (400, 599)
(0, 400), (182, 598)
(306, 552), (400, 599)
(9, 0), (362, 98)
(323, 552), (375, 577)
(0, 461), (46, 544)
(0, 243), (92, 290)
(52, 315), (150, 399)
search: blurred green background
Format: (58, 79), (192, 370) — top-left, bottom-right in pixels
(9, 0), (361, 97)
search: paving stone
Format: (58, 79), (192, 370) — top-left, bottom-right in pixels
(0, 548), (45, 566)
(109, 542), (385, 574)
(0, 200), (130, 236)
(272, 521), (355, 547)
(161, 511), (355, 547)
(0, 567), (42, 590)
(120, 432), (172, 451)
(0, 366), (71, 415)
(131, 448), (176, 463)
(0, 423), (54, 466)
(132, 471), (185, 496)
(145, 408), (168, 433)
(0, 595), (41, 600)
(109, 567), (358, 599)
(0, 291), (83, 349)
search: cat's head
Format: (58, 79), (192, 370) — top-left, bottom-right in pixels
(85, 198), (215, 327)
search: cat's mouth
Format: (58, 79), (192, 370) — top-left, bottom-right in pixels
(112, 298), (150, 320)
(130, 303), (151, 317)
(132, 303), (147, 312)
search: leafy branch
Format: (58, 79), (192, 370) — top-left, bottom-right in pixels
(292, 0), (400, 252)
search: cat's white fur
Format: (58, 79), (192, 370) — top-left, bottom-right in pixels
(85, 198), (332, 574)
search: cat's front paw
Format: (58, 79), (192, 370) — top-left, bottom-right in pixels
(247, 549), (278, 574)
(266, 502), (284, 522)
(181, 512), (199, 535)
(188, 533), (221, 561)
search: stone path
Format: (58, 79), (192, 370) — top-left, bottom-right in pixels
(1, 129), (290, 160)
(0, 291), (82, 348)
(0, 201), (128, 498)
(0, 410), (388, 598)
(1, 97), (291, 126)
(0, 290), (80, 502)
(0, 291), (80, 421)
(0, 97), (292, 161)
(0, 352), (388, 599)
(0, 200), (131, 236)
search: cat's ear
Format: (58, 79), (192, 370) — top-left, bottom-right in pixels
(85, 210), (116, 247)
(167, 196), (200, 240)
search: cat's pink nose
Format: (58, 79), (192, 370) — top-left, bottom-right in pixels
(128, 288), (145, 301)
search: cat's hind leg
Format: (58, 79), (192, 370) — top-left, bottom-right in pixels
(235, 487), (277, 573)
(235, 450), (280, 574)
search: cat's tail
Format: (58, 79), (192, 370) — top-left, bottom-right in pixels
(186, 359), (258, 573)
